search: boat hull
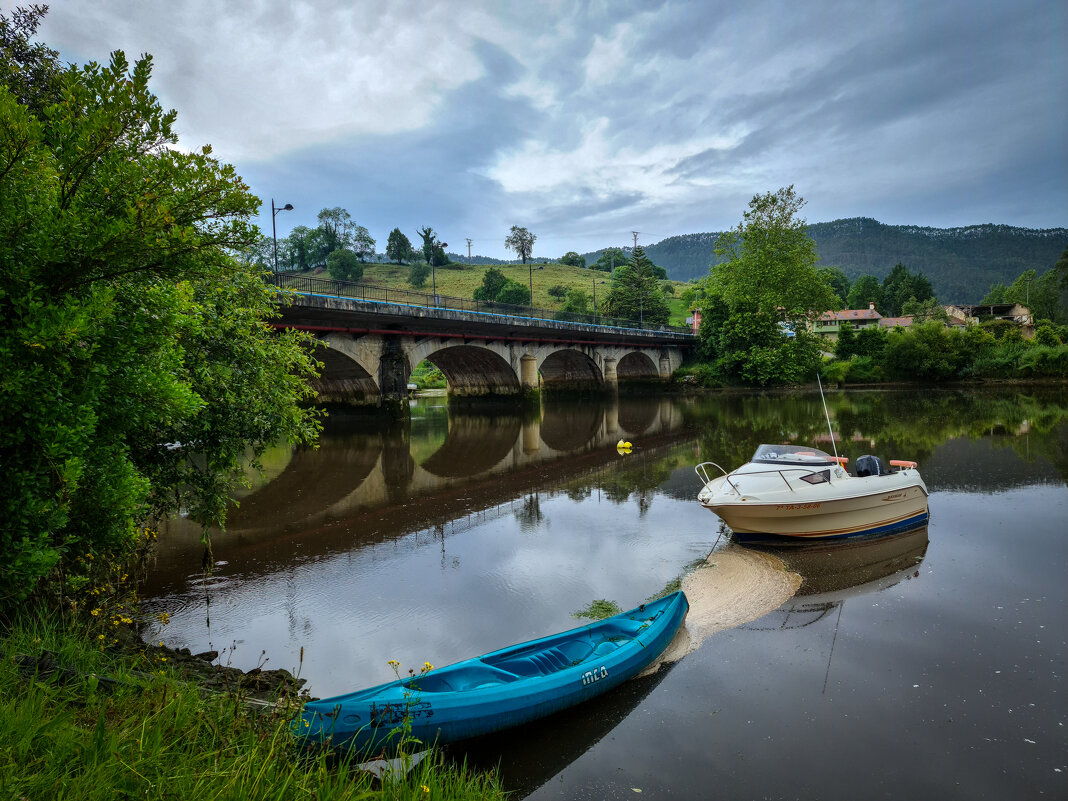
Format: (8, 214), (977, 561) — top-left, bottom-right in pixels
(700, 475), (929, 540)
(295, 591), (688, 751)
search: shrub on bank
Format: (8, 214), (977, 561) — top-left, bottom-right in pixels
(816, 321), (1068, 383)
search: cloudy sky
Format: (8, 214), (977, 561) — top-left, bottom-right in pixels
(39, 0), (1067, 259)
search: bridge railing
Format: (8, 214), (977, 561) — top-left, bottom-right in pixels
(268, 272), (694, 336)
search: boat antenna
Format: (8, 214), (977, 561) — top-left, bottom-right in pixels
(817, 372), (839, 461)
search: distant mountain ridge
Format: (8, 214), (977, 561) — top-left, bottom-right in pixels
(595, 218), (1067, 304)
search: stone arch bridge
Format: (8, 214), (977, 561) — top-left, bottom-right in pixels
(274, 285), (696, 406)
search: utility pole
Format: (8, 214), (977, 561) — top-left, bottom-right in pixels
(632, 231), (639, 249)
(466, 238), (472, 263)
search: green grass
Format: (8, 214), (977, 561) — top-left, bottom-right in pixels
(410, 360), (447, 390)
(572, 599), (623, 620)
(312, 261), (692, 326)
(0, 614), (505, 801)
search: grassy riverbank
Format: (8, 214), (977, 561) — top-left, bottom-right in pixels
(0, 614), (504, 801)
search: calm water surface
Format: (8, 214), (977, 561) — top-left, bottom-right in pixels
(143, 389), (1068, 800)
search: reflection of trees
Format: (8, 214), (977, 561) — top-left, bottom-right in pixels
(684, 389), (1068, 486)
(515, 493), (544, 531)
(591, 457), (678, 512)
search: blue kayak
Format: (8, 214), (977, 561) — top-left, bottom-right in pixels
(295, 591), (688, 751)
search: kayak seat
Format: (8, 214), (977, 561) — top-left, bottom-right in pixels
(592, 640), (622, 657)
(490, 643), (595, 677)
(411, 663), (519, 692)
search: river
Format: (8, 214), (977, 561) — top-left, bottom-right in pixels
(142, 388), (1068, 800)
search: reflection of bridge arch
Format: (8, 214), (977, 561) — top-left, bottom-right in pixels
(539, 400), (604, 452)
(420, 412), (524, 477)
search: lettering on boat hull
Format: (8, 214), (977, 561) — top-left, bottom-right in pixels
(581, 665), (609, 686)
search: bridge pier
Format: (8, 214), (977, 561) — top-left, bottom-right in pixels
(603, 357), (618, 391)
(520, 354), (539, 397)
(379, 335), (412, 409)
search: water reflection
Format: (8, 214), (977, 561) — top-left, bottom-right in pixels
(138, 388), (1068, 800)
(744, 526), (929, 629)
(147, 395), (692, 597)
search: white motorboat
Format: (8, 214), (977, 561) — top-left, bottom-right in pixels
(696, 444), (929, 541)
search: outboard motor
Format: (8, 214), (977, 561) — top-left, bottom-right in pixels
(856, 454), (888, 477)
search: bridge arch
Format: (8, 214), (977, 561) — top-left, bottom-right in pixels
(407, 341), (521, 397)
(313, 334), (381, 405)
(616, 351), (661, 381)
(537, 348), (605, 392)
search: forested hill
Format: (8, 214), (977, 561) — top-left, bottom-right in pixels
(640, 218), (1068, 303)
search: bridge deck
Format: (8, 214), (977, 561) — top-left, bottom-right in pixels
(272, 274), (696, 347)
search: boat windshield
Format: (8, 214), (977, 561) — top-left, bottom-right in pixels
(750, 444), (836, 466)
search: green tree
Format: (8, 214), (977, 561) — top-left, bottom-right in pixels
(408, 261), (431, 288)
(326, 248), (364, 282)
(386, 227), (413, 264)
(1056, 245), (1068, 289)
(846, 274), (883, 311)
(710, 186), (837, 325)
(0, 4), (61, 114)
(547, 283), (568, 301)
(505, 225), (536, 263)
(600, 246), (670, 325)
(881, 263), (934, 317)
(0, 44), (320, 602)
(555, 288), (591, 321)
(854, 326), (887, 360)
(473, 267), (509, 301)
(835, 322), (858, 360)
(697, 188), (829, 384)
(818, 266), (851, 305)
(417, 226), (436, 264)
(495, 280), (531, 306)
(592, 247), (626, 273)
(284, 225), (317, 272)
(560, 251), (586, 268)
(901, 296), (948, 323)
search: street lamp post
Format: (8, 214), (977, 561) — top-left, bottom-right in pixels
(433, 241), (447, 304)
(271, 199), (294, 276)
(529, 261), (534, 310)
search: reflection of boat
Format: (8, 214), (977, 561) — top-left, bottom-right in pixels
(747, 526), (929, 614)
(296, 592), (688, 751)
(458, 660), (678, 798)
(696, 444), (928, 540)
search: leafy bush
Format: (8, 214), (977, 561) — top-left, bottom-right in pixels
(674, 363), (723, 387)
(496, 279), (531, 306)
(1017, 345), (1068, 377)
(1034, 324), (1061, 347)
(844, 355), (884, 383)
(0, 47), (320, 603)
(325, 248), (364, 282)
(820, 360), (851, 385)
(408, 261), (431, 288)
